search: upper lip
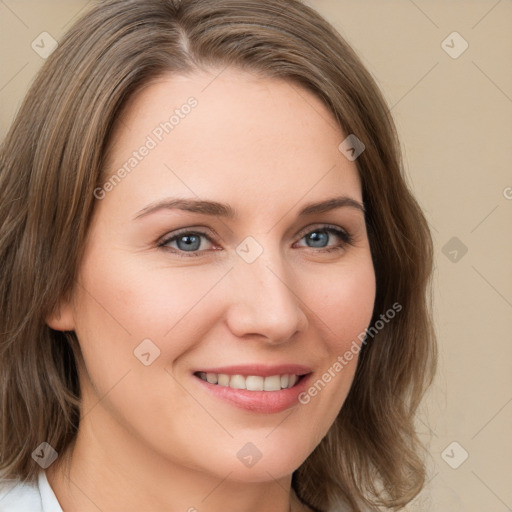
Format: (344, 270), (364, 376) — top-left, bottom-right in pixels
(193, 364), (313, 377)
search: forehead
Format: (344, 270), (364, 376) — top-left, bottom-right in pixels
(101, 68), (362, 216)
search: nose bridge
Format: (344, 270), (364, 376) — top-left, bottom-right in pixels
(226, 242), (306, 341)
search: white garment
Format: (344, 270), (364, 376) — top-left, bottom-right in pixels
(0, 471), (367, 512)
(0, 470), (63, 512)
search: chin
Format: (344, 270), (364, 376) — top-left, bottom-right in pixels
(205, 438), (314, 483)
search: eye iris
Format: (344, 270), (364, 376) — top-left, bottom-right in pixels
(307, 231), (328, 248)
(177, 234), (201, 251)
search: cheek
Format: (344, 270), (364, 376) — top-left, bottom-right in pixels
(293, 255), (375, 423)
(73, 248), (227, 361)
(70, 252), (228, 461)
(303, 254), (376, 349)
(70, 248), (241, 429)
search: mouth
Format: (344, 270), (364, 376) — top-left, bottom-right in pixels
(193, 371), (306, 391)
(191, 364), (313, 414)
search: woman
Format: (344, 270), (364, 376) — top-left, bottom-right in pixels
(0, 0), (437, 511)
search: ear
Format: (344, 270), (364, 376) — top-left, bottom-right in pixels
(46, 299), (75, 331)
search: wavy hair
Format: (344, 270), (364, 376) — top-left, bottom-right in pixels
(0, 1), (437, 510)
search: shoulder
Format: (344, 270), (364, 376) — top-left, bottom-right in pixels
(0, 474), (43, 511)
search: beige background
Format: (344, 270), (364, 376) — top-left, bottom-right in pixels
(1, 1), (511, 511)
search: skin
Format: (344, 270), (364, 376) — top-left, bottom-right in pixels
(46, 68), (376, 512)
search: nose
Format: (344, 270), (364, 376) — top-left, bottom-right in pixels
(225, 251), (308, 344)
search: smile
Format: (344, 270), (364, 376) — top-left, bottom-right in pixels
(191, 364), (313, 413)
(195, 372), (300, 391)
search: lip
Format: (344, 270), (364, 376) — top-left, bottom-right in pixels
(192, 365), (313, 414)
(192, 364), (312, 377)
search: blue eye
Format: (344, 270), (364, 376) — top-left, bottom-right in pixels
(158, 225), (354, 258)
(296, 227), (354, 252)
(159, 231), (212, 256)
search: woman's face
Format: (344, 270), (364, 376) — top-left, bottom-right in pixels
(51, 68), (376, 481)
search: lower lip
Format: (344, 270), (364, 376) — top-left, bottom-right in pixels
(193, 373), (313, 414)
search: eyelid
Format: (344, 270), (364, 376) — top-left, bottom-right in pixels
(295, 223), (348, 240)
(157, 226), (215, 243)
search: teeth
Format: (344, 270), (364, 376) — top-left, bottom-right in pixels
(206, 372), (218, 384)
(263, 375), (281, 391)
(245, 376), (264, 391)
(229, 374), (246, 389)
(196, 372), (300, 391)
(217, 374), (230, 387)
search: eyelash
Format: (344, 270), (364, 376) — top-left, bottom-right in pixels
(157, 224), (355, 259)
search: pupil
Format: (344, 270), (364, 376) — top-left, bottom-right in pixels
(309, 231), (327, 247)
(178, 235), (200, 251)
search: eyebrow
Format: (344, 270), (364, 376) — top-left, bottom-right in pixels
(133, 195), (365, 221)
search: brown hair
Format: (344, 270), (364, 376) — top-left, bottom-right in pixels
(0, 0), (437, 510)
